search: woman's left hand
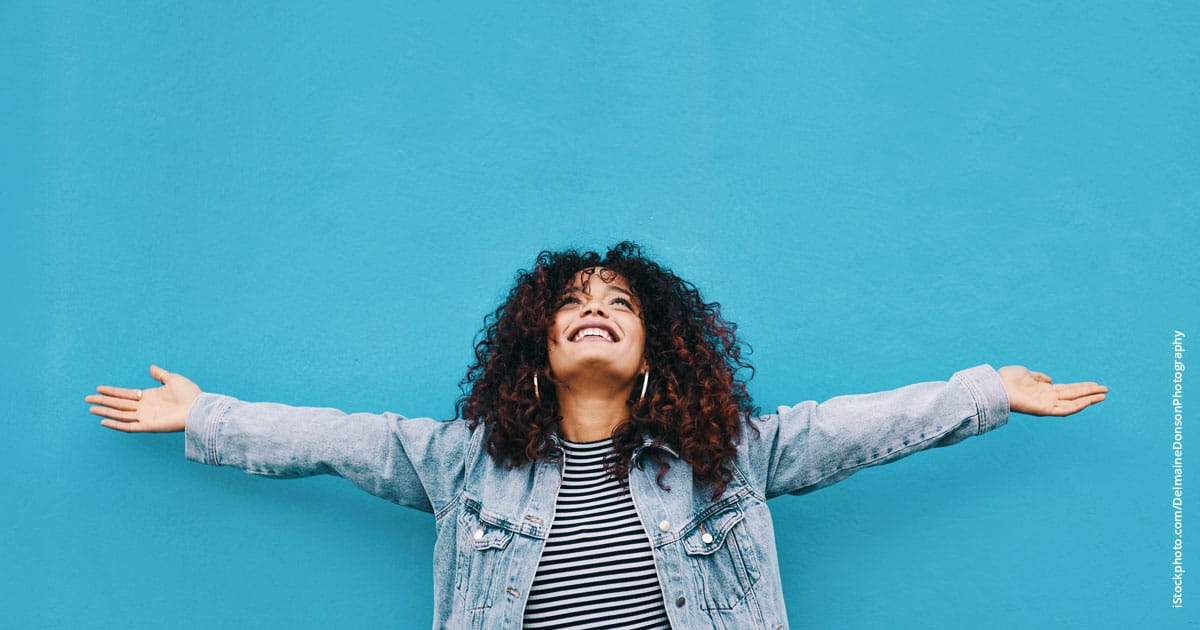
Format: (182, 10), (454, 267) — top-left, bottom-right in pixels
(998, 365), (1108, 416)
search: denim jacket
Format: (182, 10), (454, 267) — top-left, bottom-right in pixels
(184, 364), (1009, 629)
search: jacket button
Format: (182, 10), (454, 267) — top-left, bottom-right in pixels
(473, 528), (484, 541)
(701, 532), (714, 544)
(658, 520), (671, 532)
(675, 596), (686, 607)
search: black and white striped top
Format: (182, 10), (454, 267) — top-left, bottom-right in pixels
(522, 437), (671, 630)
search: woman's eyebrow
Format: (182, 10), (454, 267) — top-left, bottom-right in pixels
(558, 285), (637, 300)
(606, 286), (640, 306)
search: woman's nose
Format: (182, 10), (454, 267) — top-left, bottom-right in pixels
(581, 300), (608, 317)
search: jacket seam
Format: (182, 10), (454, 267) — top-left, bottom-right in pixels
(435, 425), (483, 521)
(731, 460), (765, 503)
(383, 417), (400, 503)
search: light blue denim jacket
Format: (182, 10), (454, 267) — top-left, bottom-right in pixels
(184, 364), (1009, 629)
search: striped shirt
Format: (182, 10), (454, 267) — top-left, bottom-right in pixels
(522, 437), (671, 630)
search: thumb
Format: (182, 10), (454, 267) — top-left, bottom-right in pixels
(149, 364), (171, 385)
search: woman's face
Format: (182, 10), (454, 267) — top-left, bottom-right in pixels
(547, 268), (647, 389)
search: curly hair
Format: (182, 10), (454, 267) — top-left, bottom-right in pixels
(456, 241), (757, 497)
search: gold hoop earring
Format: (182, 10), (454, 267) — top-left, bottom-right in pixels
(639, 369), (650, 403)
(533, 372), (541, 403)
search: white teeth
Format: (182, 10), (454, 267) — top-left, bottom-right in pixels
(572, 327), (613, 342)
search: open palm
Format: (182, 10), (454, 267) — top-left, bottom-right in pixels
(85, 364), (201, 432)
(998, 365), (1107, 416)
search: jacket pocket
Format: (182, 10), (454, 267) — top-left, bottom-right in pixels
(681, 500), (762, 611)
(454, 499), (518, 611)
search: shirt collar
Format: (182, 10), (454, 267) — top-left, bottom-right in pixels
(542, 433), (680, 459)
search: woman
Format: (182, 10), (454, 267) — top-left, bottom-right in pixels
(84, 242), (1107, 629)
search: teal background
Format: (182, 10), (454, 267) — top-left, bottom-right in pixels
(4, 1), (1198, 628)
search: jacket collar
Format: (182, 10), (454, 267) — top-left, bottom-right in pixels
(637, 436), (680, 459)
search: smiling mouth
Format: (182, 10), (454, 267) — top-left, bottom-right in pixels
(570, 327), (617, 342)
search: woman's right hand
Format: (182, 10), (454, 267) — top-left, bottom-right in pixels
(85, 364), (201, 433)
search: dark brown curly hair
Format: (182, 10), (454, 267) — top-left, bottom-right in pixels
(456, 241), (757, 497)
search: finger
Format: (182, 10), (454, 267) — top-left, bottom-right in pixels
(150, 362), (174, 384)
(89, 406), (138, 422)
(96, 385), (143, 401)
(151, 364), (171, 384)
(100, 418), (143, 432)
(1053, 382), (1109, 399)
(1051, 392), (1107, 415)
(1031, 371), (1052, 383)
(84, 394), (137, 412)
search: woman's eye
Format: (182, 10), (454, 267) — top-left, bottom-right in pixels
(558, 296), (581, 307)
(612, 297), (633, 308)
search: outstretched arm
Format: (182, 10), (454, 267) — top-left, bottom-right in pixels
(997, 365), (1107, 416)
(84, 364), (472, 513)
(744, 364), (1108, 499)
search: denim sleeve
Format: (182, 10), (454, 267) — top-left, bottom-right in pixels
(184, 393), (473, 514)
(742, 364), (1011, 499)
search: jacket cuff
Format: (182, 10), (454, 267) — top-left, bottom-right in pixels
(185, 392), (232, 465)
(952, 364), (1011, 435)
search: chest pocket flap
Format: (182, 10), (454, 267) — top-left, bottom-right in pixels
(459, 499), (520, 551)
(682, 501), (745, 555)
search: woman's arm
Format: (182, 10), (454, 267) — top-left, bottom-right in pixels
(741, 364), (1107, 499)
(85, 364), (471, 513)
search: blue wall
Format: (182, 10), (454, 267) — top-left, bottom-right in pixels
(5, 2), (1198, 628)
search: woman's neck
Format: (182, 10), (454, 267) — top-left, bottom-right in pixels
(556, 383), (633, 442)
